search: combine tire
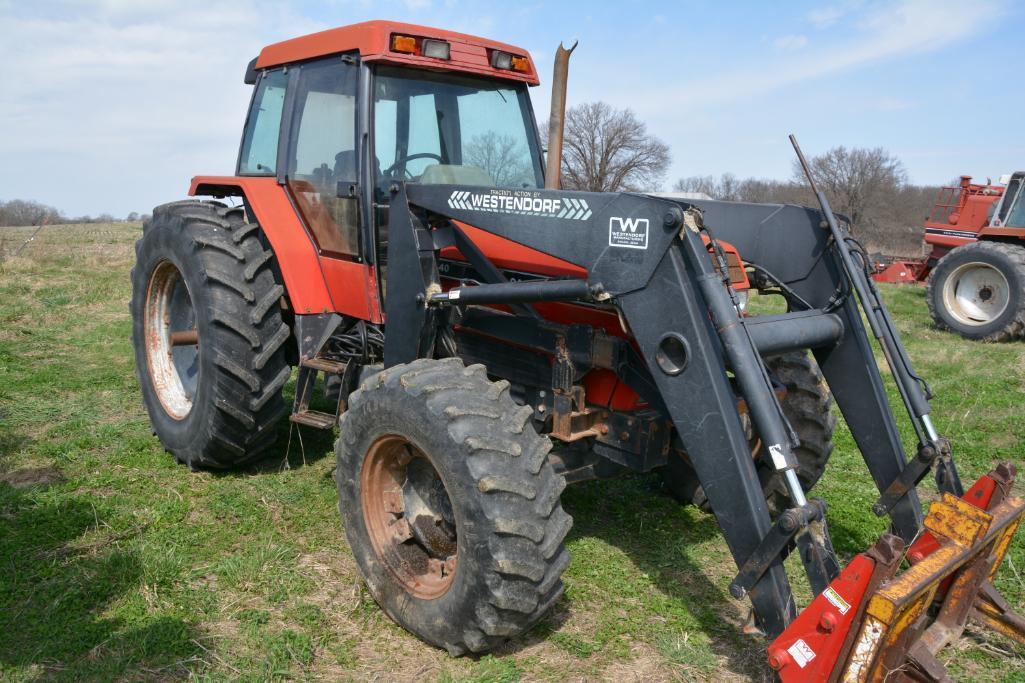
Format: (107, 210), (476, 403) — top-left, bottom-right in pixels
(927, 242), (1025, 341)
(662, 351), (836, 515)
(130, 201), (291, 469)
(335, 358), (571, 655)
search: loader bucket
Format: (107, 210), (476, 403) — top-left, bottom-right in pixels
(768, 463), (1025, 682)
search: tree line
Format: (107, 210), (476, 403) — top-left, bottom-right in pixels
(553, 102), (942, 256)
(0, 199), (148, 228)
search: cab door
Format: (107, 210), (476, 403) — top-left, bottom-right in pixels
(284, 57), (362, 259)
(278, 56), (381, 321)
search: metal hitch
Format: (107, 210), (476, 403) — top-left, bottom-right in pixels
(767, 463), (1025, 681)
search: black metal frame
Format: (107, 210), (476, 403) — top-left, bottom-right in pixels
(374, 181), (945, 638)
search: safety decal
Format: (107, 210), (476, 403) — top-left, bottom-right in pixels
(823, 586), (851, 615)
(787, 639), (816, 668)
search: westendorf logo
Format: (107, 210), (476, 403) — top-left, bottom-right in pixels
(447, 190), (591, 220)
(608, 216), (649, 249)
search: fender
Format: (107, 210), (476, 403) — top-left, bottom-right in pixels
(189, 176), (383, 322)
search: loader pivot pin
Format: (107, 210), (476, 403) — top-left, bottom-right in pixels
(730, 499), (827, 599)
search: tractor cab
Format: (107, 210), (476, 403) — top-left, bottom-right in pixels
(991, 171), (1025, 227)
(234, 22), (544, 273)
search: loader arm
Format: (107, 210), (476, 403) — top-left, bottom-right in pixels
(685, 198), (926, 541)
(382, 182), (925, 637)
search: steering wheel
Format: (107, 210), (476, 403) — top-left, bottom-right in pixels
(384, 152), (444, 179)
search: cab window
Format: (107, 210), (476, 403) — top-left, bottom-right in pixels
(238, 69), (287, 175)
(286, 58), (360, 257)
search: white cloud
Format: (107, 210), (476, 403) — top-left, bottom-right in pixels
(632, 0), (1006, 115)
(808, 5), (848, 29)
(0, 1), (326, 215)
(808, 1), (869, 29)
(773, 34), (808, 50)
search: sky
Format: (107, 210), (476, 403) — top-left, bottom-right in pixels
(1, 0), (1022, 217)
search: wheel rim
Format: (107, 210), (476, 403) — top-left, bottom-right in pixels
(361, 435), (458, 599)
(942, 261), (1010, 326)
(144, 260), (199, 420)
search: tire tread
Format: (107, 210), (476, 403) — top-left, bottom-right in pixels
(337, 358), (571, 655)
(132, 201), (291, 469)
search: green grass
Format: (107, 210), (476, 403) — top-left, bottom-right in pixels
(0, 223), (1023, 680)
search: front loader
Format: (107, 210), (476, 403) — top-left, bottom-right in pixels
(129, 20), (1025, 678)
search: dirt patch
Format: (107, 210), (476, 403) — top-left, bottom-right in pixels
(1, 465), (64, 488)
(601, 642), (674, 682)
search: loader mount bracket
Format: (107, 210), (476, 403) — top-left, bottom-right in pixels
(769, 463), (1025, 682)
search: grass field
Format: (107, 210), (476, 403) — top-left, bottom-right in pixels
(1, 222), (1023, 681)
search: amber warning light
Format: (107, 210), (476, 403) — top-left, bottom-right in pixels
(391, 34), (417, 53)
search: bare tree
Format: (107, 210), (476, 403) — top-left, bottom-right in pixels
(672, 175), (716, 196)
(464, 131), (534, 187)
(674, 147), (940, 256)
(0, 199), (64, 227)
(792, 146), (907, 230)
(557, 102), (670, 192)
(673, 173), (742, 200)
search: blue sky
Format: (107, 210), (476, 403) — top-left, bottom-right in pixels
(0, 0), (1021, 217)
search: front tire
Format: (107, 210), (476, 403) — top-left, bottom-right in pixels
(662, 351), (836, 514)
(130, 200), (291, 468)
(335, 358), (572, 655)
(927, 241), (1025, 341)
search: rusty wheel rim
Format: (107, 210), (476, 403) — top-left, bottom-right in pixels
(361, 435), (458, 599)
(144, 260), (199, 420)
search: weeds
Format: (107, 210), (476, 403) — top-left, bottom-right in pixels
(0, 223), (1021, 680)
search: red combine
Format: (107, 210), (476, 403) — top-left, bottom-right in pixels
(879, 173), (1025, 340)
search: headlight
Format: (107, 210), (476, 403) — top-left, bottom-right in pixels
(734, 289), (749, 313)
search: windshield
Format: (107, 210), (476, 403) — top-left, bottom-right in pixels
(373, 66), (543, 194)
(1000, 174), (1025, 228)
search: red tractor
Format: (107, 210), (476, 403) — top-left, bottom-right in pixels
(922, 173), (1025, 340)
(130, 20), (1025, 678)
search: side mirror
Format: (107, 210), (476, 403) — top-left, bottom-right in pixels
(243, 57), (258, 85)
(336, 181), (360, 199)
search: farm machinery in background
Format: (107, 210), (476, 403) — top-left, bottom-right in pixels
(872, 173), (1025, 341)
(129, 20), (1025, 680)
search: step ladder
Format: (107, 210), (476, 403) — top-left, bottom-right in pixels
(289, 355), (347, 429)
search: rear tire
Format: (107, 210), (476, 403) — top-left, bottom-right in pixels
(130, 200), (291, 469)
(927, 241), (1025, 341)
(661, 351), (836, 515)
(335, 358), (571, 655)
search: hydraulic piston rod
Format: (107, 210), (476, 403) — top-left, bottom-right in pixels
(790, 134), (963, 500)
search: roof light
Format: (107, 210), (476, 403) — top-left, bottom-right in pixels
(391, 35), (417, 54)
(509, 55), (529, 72)
(490, 50), (513, 70)
(490, 50), (529, 73)
(422, 39), (450, 60)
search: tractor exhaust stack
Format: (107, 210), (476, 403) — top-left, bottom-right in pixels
(544, 40), (576, 189)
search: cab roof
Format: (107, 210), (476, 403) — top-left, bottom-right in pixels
(253, 20), (539, 85)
